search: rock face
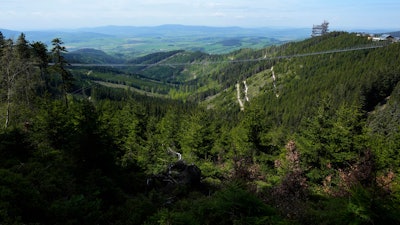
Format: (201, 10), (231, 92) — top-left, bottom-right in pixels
(147, 160), (202, 191)
(169, 160), (201, 185)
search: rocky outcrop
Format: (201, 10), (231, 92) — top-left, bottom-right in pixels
(147, 160), (202, 191)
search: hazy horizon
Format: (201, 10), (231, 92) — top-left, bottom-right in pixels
(1, 0), (399, 31)
(1, 24), (397, 36)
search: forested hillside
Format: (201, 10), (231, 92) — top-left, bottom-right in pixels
(1, 30), (400, 224)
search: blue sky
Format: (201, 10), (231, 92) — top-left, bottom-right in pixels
(1, 0), (399, 30)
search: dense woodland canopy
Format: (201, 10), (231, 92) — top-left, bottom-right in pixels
(1, 31), (400, 224)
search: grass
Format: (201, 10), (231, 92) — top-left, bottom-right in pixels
(65, 36), (282, 59)
(93, 81), (168, 98)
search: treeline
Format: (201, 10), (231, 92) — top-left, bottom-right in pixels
(0, 32), (76, 128)
(251, 32), (400, 128)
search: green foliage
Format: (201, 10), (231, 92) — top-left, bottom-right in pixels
(65, 48), (124, 64)
(178, 109), (216, 161)
(0, 169), (42, 223)
(1, 31), (400, 225)
(297, 100), (367, 184)
(367, 82), (400, 172)
(144, 184), (288, 225)
(305, 185), (400, 225)
(0, 36), (44, 128)
(49, 194), (102, 225)
(51, 38), (74, 107)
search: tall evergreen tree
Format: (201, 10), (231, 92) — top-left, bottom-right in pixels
(51, 38), (73, 108)
(15, 33), (37, 107)
(31, 41), (50, 93)
(297, 98), (367, 184)
(0, 31), (5, 56)
(16, 33), (31, 60)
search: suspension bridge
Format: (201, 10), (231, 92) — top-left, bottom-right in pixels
(65, 43), (389, 68)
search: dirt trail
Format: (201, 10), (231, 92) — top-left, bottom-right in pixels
(236, 83), (245, 111)
(243, 80), (249, 102)
(271, 67), (279, 98)
(236, 80), (250, 111)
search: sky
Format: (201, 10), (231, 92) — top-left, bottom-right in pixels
(1, 0), (399, 31)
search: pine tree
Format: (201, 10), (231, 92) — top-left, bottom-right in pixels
(14, 33), (36, 107)
(31, 41), (49, 93)
(0, 31), (5, 56)
(297, 98), (367, 185)
(16, 33), (30, 60)
(51, 38), (73, 108)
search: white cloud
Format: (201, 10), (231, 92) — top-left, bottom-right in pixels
(213, 12), (226, 17)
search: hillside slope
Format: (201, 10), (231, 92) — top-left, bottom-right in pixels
(2, 30), (400, 225)
(203, 32), (400, 125)
(69, 32), (400, 134)
(71, 32), (400, 119)
(65, 48), (124, 64)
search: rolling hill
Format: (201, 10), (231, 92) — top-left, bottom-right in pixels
(1, 25), (311, 57)
(68, 32), (400, 128)
(65, 48), (124, 64)
(2, 28), (400, 225)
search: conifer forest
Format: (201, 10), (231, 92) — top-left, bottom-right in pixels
(1, 31), (400, 224)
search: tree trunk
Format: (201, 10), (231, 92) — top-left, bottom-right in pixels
(5, 92), (10, 128)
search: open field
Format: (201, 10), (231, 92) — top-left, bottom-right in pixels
(1, 25), (311, 58)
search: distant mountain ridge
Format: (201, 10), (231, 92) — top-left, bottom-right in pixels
(2, 25), (398, 58)
(2, 25), (398, 41)
(77, 24), (310, 38)
(1, 25), (311, 42)
(1, 25), (305, 57)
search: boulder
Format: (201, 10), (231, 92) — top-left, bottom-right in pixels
(147, 160), (201, 190)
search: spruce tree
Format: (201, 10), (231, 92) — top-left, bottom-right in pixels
(51, 38), (73, 108)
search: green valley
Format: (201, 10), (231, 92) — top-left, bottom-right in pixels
(2, 25), (310, 58)
(1, 29), (400, 225)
